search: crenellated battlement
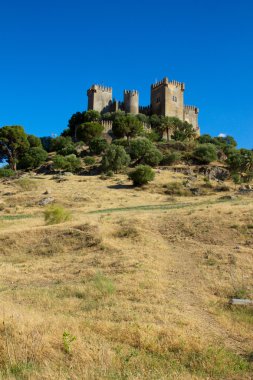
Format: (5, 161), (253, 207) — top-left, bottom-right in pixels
(151, 77), (169, 89)
(139, 105), (151, 111)
(123, 90), (138, 95)
(86, 75), (200, 134)
(90, 84), (112, 93)
(169, 80), (185, 91)
(184, 105), (199, 113)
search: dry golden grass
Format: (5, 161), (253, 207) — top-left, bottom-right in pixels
(0, 169), (252, 379)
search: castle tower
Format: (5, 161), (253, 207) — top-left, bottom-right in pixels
(123, 90), (139, 114)
(184, 106), (200, 135)
(150, 77), (185, 120)
(87, 84), (113, 114)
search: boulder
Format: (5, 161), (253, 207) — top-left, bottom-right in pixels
(38, 197), (55, 206)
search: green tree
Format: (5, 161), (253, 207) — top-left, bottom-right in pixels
(227, 149), (253, 175)
(112, 114), (143, 142)
(149, 114), (162, 129)
(27, 134), (43, 148)
(50, 136), (75, 154)
(83, 110), (101, 122)
(52, 154), (81, 172)
(89, 138), (109, 155)
(129, 138), (154, 159)
(66, 110), (101, 139)
(129, 138), (162, 166)
(160, 116), (182, 142)
(193, 143), (218, 164)
(128, 165), (155, 186)
(67, 111), (86, 139)
(0, 126), (30, 170)
(18, 147), (48, 169)
(76, 122), (104, 144)
(197, 134), (213, 144)
(172, 121), (197, 141)
(102, 145), (130, 173)
(40, 136), (53, 152)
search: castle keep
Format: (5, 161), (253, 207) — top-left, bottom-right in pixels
(87, 77), (200, 133)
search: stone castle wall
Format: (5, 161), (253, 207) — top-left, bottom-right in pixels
(124, 90), (139, 114)
(87, 77), (200, 133)
(87, 85), (112, 114)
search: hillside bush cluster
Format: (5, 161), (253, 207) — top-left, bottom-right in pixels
(0, 111), (252, 185)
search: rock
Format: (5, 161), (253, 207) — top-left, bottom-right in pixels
(199, 166), (230, 181)
(219, 195), (236, 201)
(38, 197), (55, 206)
(63, 172), (73, 176)
(190, 187), (201, 196)
(238, 185), (253, 193)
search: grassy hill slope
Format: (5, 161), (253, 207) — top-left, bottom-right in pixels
(0, 170), (252, 379)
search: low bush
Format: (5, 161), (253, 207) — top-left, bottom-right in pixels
(142, 146), (163, 166)
(84, 156), (96, 165)
(129, 138), (162, 166)
(18, 147), (48, 169)
(52, 154), (81, 173)
(160, 151), (181, 166)
(102, 145), (130, 173)
(44, 204), (71, 225)
(0, 168), (15, 178)
(89, 138), (109, 155)
(193, 144), (218, 164)
(128, 165), (155, 186)
(164, 182), (191, 196)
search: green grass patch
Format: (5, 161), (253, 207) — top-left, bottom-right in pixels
(44, 204), (71, 225)
(0, 214), (33, 221)
(88, 198), (237, 215)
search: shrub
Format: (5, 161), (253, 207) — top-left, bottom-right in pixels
(44, 204), (71, 225)
(84, 156), (96, 165)
(102, 145), (130, 173)
(142, 146), (163, 166)
(58, 145), (76, 156)
(160, 151), (181, 166)
(52, 154), (81, 172)
(112, 138), (129, 148)
(62, 331), (76, 354)
(27, 134), (43, 148)
(40, 136), (53, 152)
(129, 138), (162, 166)
(193, 143), (218, 164)
(18, 147), (48, 169)
(0, 168), (15, 178)
(164, 182), (191, 196)
(128, 165), (155, 186)
(89, 138), (109, 155)
(50, 136), (75, 153)
(129, 138), (153, 159)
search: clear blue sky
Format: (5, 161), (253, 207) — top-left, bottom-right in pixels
(0, 0), (252, 148)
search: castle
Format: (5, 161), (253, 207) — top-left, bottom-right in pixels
(87, 76), (200, 134)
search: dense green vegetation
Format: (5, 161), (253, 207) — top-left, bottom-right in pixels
(0, 111), (252, 186)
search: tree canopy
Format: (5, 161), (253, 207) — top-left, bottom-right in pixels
(0, 126), (30, 170)
(76, 122), (104, 144)
(112, 114), (143, 141)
